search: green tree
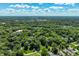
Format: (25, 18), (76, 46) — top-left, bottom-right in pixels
(41, 47), (48, 56)
(24, 42), (28, 50)
(16, 49), (24, 56)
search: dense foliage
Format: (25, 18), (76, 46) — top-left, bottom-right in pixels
(0, 17), (79, 56)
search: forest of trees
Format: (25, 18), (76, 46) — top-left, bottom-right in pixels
(0, 17), (79, 56)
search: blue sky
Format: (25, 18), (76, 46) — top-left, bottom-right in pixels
(0, 3), (79, 16)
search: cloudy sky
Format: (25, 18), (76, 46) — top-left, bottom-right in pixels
(0, 3), (79, 16)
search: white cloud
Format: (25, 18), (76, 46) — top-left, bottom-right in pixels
(64, 3), (75, 5)
(9, 5), (14, 7)
(64, 3), (75, 7)
(0, 8), (16, 13)
(54, 3), (75, 7)
(4, 8), (14, 10)
(15, 4), (26, 8)
(43, 8), (51, 12)
(0, 8), (16, 16)
(9, 4), (40, 9)
(9, 4), (31, 8)
(49, 6), (63, 9)
(54, 3), (75, 5)
(31, 6), (39, 9)
(54, 3), (65, 5)
(66, 8), (79, 15)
